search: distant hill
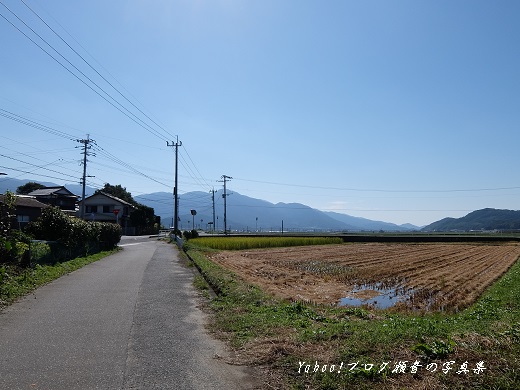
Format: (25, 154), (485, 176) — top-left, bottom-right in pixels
(422, 208), (520, 231)
(324, 211), (419, 231)
(1, 177), (421, 231)
(0, 178), (97, 198)
(135, 190), (417, 232)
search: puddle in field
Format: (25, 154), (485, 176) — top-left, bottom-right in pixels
(339, 282), (414, 309)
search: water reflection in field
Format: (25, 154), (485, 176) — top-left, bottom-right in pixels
(339, 283), (413, 309)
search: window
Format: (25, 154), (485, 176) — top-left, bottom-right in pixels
(17, 215), (30, 222)
(86, 205), (98, 213)
(103, 205), (111, 213)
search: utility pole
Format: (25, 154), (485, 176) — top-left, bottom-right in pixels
(210, 188), (216, 234)
(77, 135), (95, 219)
(220, 175), (232, 234)
(167, 137), (182, 235)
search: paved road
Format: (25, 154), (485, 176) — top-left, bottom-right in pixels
(0, 236), (257, 390)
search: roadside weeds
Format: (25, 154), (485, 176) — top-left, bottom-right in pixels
(183, 242), (520, 389)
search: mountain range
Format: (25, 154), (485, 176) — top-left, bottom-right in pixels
(2, 178), (519, 232)
(0, 178), (418, 231)
(421, 208), (520, 232)
(133, 190), (419, 232)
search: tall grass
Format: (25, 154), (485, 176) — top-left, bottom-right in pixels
(188, 236), (343, 250)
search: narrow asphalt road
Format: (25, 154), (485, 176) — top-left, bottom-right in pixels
(0, 236), (258, 390)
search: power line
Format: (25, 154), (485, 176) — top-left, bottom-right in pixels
(0, 108), (77, 140)
(0, 164), (77, 182)
(180, 145), (212, 190)
(0, 3), (169, 142)
(233, 177), (520, 194)
(92, 144), (171, 188)
(0, 153), (79, 180)
(18, 0), (176, 141)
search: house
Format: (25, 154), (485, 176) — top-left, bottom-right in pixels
(28, 186), (78, 212)
(80, 192), (136, 234)
(0, 194), (49, 230)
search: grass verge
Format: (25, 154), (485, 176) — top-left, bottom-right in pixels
(0, 249), (119, 308)
(186, 242), (520, 389)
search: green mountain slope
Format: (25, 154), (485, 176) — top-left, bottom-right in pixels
(422, 208), (520, 231)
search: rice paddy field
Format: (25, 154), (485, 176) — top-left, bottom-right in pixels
(185, 236), (520, 389)
(203, 241), (520, 312)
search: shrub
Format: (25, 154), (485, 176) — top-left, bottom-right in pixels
(99, 222), (122, 249)
(26, 207), (121, 261)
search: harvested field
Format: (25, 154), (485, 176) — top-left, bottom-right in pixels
(208, 242), (520, 312)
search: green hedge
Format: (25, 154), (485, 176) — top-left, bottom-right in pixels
(25, 207), (121, 261)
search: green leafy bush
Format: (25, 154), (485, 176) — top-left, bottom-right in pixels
(183, 229), (199, 240)
(99, 222), (122, 249)
(412, 337), (456, 360)
(26, 207), (121, 261)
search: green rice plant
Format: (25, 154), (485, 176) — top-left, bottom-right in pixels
(188, 236), (343, 250)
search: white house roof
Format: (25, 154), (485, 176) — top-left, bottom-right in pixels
(83, 192), (136, 208)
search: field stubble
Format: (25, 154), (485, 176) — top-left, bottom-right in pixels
(208, 242), (520, 312)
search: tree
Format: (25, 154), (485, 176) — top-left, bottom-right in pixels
(130, 204), (157, 235)
(96, 183), (136, 205)
(0, 191), (15, 240)
(16, 182), (46, 195)
(0, 191), (17, 263)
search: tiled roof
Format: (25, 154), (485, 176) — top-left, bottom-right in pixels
(0, 194), (50, 209)
(28, 186), (77, 197)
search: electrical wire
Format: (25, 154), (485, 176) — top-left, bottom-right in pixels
(180, 145), (212, 190)
(92, 144), (171, 188)
(18, 0), (176, 141)
(233, 177), (520, 194)
(0, 108), (77, 140)
(0, 153), (79, 180)
(0, 2), (169, 142)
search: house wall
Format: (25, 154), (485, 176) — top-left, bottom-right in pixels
(81, 194), (137, 235)
(82, 196), (130, 224)
(13, 205), (44, 230)
(36, 196), (77, 211)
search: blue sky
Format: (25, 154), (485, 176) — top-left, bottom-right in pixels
(1, 0), (519, 226)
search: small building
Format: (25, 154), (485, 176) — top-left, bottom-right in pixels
(80, 192), (136, 234)
(28, 186), (78, 212)
(0, 194), (49, 230)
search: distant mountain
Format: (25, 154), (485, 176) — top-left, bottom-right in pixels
(0, 178), (423, 231)
(324, 211), (418, 231)
(135, 190), (417, 232)
(422, 208), (520, 231)
(400, 223), (422, 230)
(0, 178), (97, 198)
